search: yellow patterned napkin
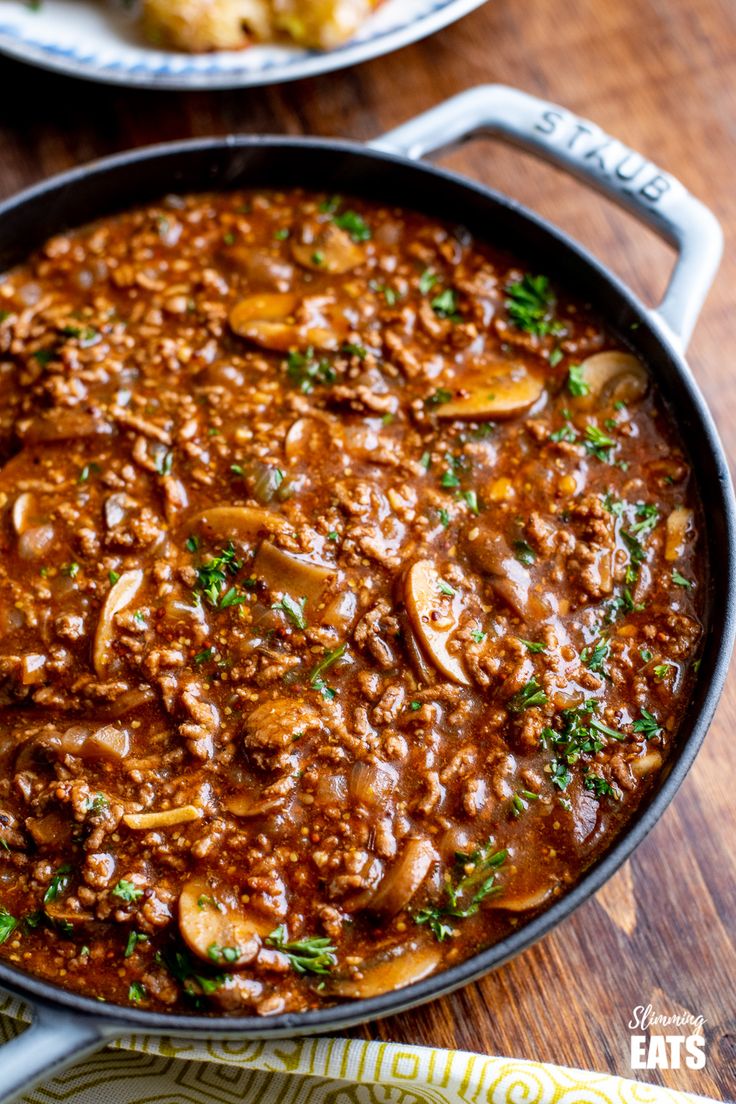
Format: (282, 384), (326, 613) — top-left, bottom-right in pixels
(0, 991), (711, 1104)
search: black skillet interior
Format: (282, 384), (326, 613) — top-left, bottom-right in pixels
(0, 137), (733, 1035)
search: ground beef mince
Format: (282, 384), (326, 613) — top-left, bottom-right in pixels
(0, 189), (703, 1014)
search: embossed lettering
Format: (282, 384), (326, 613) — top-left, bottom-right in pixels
(535, 109), (564, 136)
(567, 123), (593, 151)
(615, 153), (646, 182)
(640, 174), (671, 202)
(584, 140), (613, 171)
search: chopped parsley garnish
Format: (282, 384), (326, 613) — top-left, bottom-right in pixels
(286, 348), (336, 393)
(266, 925), (337, 974)
(640, 647), (653, 663)
(194, 647), (216, 665)
(437, 579), (455, 597)
(272, 593), (307, 630)
(333, 210), (371, 242)
(431, 288), (462, 321)
(155, 945), (230, 1004)
(549, 422), (578, 444)
(540, 700), (624, 791)
(112, 880), (143, 903)
(128, 982), (146, 1003)
(207, 943), (241, 964)
(0, 907), (17, 944)
(154, 449), (174, 476)
(549, 346), (563, 367)
(632, 708), (663, 739)
(43, 864), (72, 904)
(273, 227), (289, 240)
(520, 639), (546, 654)
(584, 773), (615, 798)
(124, 931), (149, 958)
(419, 268), (438, 294)
(672, 570), (693, 589)
(505, 274), (560, 337)
(605, 587), (646, 621)
(186, 534), (200, 553)
(567, 363), (589, 397)
(631, 503), (659, 536)
(426, 387), (452, 407)
(653, 663), (673, 681)
(584, 423), (616, 462)
(550, 759), (573, 790)
(470, 629), (486, 644)
(309, 643), (346, 700)
(513, 539), (536, 566)
(508, 678), (547, 712)
(61, 562), (80, 578)
(462, 490), (480, 515)
(602, 493), (626, 518)
(415, 843), (506, 941)
(580, 638), (609, 675)
(410, 700), (422, 711)
(194, 544), (246, 610)
(342, 342), (367, 359)
(108, 570), (120, 585)
(440, 468), (460, 489)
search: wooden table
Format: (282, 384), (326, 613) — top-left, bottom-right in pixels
(1, 0), (734, 1097)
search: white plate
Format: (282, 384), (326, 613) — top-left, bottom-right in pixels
(0, 0), (486, 89)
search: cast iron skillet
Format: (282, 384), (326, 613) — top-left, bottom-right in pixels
(0, 85), (733, 1104)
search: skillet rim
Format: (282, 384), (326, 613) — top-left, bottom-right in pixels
(0, 134), (733, 1036)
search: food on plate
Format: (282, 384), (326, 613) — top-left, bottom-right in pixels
(0, 188), (703, 1014)
(139, 0), (382, 51)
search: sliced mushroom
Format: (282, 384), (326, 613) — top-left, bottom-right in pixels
(93, 569), (144, 677)
(253, 540), (336, 606)
(229, 293), (346, 352)
(330, 945), (440, 999)
(18, 524), (55, 561)
(665, 506), (693, 562)
(291, 222), (365, 274)
(179, 877), (268, 967)
(434, 362), (544, 421)
(363, 838), (437, 916)
(405, 560), (470, 686)
(490, 882), (556, 913)
(123, 804), (202, 830)
(465, 531), (550, 620)
(573, 351), (648, 408)
(27, 812), (72, 848)
(191, 506), (293, 546)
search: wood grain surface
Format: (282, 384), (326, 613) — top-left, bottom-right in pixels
(0, 0), (734, 1096)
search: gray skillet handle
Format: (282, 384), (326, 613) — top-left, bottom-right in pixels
(371, 84), (722, 352)
(0, 1002), (109, 1104)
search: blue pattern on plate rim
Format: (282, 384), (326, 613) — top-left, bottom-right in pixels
(0, 0), (486, 86)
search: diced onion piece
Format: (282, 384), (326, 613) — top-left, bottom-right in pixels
(404, 560), (470, 685)
(254, 540), (335, 605)
(435, 363), (544, 421)
(18, 524), (55, 561)
(59, 723), (130, 762)
(575, 351), (648, 408)
(11, 492), (35, 536)
(330, 945), (441, 999)
(291, 223), (365, 274)
(349, 760), (397, 807)
(20, 653), (46, 686)
(93, 569), (144, 677)
(123, 804), (202, 829)
(284, 417), (331, 461)
(224, 793), (285, 817)
(364, 838), (437, 916)
(631, 749), (663, 777)
(191, 505), (293, 545)
(665, 506), (693, 562)
(179, 877), (268, 967)
(229, 292), (345, 352)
